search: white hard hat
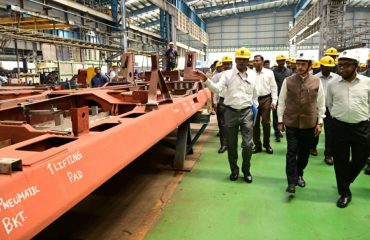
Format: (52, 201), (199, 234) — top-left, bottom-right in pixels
(338, 49), (360, 63)
(296, 52), (313, 61)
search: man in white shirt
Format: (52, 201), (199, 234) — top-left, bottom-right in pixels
(326, 50), (370, 208)
(109, 64), (118, 82)
(277, 53), (325, 194)
(252, 55), (278, 154)
(195, 47), (258, 183)
(309, 56), (341, 165)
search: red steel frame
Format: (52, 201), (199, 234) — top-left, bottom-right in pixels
(0, 55), (210, 239)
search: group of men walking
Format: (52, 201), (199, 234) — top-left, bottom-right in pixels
(194, 47), (370, 208)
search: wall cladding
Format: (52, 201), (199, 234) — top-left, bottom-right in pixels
(206, 10), (292, 50)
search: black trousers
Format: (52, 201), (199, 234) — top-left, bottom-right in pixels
(224, 107), (253, 175)
(216, 97), (227, 147)
(166, 62), (176, 71)
(332, 118), (370, 196)
(285, 126), (315, 185)
(311, 108), (332, 156)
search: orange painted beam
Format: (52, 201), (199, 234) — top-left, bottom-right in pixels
(0, 85), (211, 240)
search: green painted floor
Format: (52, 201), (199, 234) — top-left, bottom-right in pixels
(145, 125), (370, 240)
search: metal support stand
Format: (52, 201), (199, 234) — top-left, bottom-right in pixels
(172, 111), (210, 170)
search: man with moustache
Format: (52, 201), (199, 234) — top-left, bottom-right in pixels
(195, 47), (257, 183)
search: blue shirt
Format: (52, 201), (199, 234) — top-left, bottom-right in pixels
(91, 74), (108, 88)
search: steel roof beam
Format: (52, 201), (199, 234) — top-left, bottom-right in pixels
(129, 5), (158, 16)
(293, 0), (311, 18)
(195, 0), (277, 15)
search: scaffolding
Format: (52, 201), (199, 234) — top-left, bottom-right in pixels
(319, 0), (348, 56)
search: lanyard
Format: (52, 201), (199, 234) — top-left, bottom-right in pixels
(237, 72), (249, 83)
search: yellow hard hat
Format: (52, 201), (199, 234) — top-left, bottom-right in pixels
(325, 47), (339, 56)
(276, 54), (287, 61)
(215, 61), (223, 68)
(286, 57), (291, 62)
(235, 47), (251, 59)
(222, 55), (233, 62)
(169, 42), (174, 45)
(312, 60), (321, 69)
(173, 67), (178, 71)
(360, 63), (367, 68)
(320, 56), (335, 67)
(111, 64), (117, 67)
(290, 57), (296, 64)
(335, 58), (338, 65)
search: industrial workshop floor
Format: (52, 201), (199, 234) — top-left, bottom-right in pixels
(145, 124), (370, 240)
(34, 117), (370, 240)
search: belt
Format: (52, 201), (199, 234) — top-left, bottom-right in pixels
(258, 93), (271, 100)
(333, 118), (369, 126)
(226, 105), (251, 112)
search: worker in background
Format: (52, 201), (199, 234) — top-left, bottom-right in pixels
(109, 64), (118, 82)
(359, 63), (367, 73)
(206, 61), (219, 78)
(273, 54), (292, 142)
(91, 67), (108, 88)
(194, 47), (257, 183)
(290, 57), (297, 73)
(263, 60), (271, 69)
(309, 56), (341, 165)
(277, 52), (325, 194)
(214, 56), (234, 154)
(247, 61), (254, 70)
(165, 42), (178, 71)
(311, 60), (321, 74)
(252, 55), (277, 154)
(326, 49), (370, 208)
(212, 59), (226, 153)
(324, 47), (339, 73)
(361, 53), (370, 77)
(286, 57), (291, 69)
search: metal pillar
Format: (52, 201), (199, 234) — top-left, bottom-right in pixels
(160, 9), (171, 43)
(319, 0), (348, 57)
(120, 0), (127, 52)
(112, 0), (118, 28)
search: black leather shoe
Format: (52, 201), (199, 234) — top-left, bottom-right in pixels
(218, 146), (227, 153)
(364, 165), (370, 175)
(229, 172), (239, 181)
(265, 146), (273, 154)
(297, 176), (306, 188)
(309, 148), (318, 156)
(243, 173), (253, 183)
(324, 155), (334, 165)
(336, 195), (352, 208)
(252, 147), (262, 154)
(286, 184), (295, 193)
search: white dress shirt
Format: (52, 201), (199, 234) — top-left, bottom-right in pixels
(326, 74), (370, 123)
(277, 74), (326, 124)
(206, 67), (258, 109)
(314, 71), (341, 97)
(211, 71), (225, 103)
(254, 67), (278, 104)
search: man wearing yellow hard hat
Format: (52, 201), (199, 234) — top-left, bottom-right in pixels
(324, 47), (340, 73)
(290, 57), (297, 73)
(272, 54), (292, 142)
(326, 49), (370, 208)
(165, 41), (178, 71)
(195, 47), (257, 183)
(309, 56), (340, 165)
(214, 55), (234, 154)
(311, 60), (321, 74)
(277, 52), (325, 194)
